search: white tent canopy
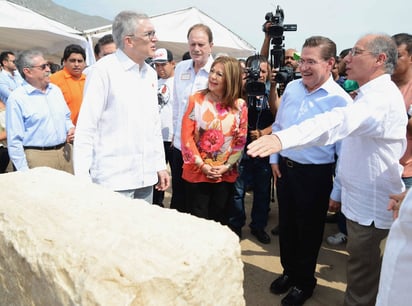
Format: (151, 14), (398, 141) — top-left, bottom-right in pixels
(84, 7), (256, 61)
(0, 0), (94, 65)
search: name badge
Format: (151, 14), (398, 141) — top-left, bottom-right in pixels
(181, 73), (191, 80)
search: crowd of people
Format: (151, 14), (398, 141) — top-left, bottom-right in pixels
(1, 8), (412, 306)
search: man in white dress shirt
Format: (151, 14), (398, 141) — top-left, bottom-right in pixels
(74, 11), (170, 203)
(170, 23), (214, 212)
(247, 33), (407, 306)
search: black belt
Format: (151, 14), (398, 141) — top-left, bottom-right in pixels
(24, 142), (66, 151)
(281, 156), (334, 169)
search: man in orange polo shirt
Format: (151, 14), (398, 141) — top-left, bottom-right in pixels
(50, 44), (86, 125)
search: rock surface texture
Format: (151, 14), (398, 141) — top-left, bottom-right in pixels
(0, 167), (244, 305)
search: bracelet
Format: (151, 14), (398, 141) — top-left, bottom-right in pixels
(258, 129), (262, 137)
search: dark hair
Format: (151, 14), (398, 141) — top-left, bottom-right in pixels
(182, 51), (191, 61)
(302, 36), (337, 61)
(95, 34), (115, 56)
(245, 54), (269, 67)
(62, 44), (86, 64)
(0, 51), (15, 67)
(392, 33), (412, 55)
(48, 61), (62, 74)
(339, 48), (351, 59)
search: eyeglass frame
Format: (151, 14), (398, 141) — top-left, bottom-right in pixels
(348, 47), (375, 57)
(126, 30), (157, 40)
(27, 63), (50, 70)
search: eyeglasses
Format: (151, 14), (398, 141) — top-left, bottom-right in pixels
(143, 31), (156, 39)
(127, 30), (156, 40)
(349, 47), (373, 57)
(28, 63), (50, 70)
(297, 59), (320, 67)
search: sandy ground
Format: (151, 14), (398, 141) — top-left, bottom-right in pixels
(164, 189), (347, 306)
(239, 191), (347, 306)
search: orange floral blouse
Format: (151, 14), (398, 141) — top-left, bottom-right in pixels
(181, 91), (248, 183)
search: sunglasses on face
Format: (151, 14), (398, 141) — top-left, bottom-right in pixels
(28, 63), (50, 70)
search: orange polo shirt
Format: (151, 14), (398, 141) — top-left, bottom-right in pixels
(50, 67), (85, 125)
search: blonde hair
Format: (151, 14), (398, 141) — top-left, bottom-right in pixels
(203, 56), (243, 109)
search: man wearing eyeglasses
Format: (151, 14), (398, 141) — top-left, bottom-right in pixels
(248, 34), (406, 306)
(374, 33), (412, 306)
(5, 49), (75, 173)
(266, 36), (352, 306)
(0, 51), (24, 103)
(74, 11), (170, 203)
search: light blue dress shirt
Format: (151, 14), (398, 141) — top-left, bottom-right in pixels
(271, 76), (352, 165)
(0, 69), (24, 103)
(6, 81), (73, 170)
(172, 56), (213, 150)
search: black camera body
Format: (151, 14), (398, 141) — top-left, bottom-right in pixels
(263, 5), (299, 86)
(245, 57), (266, 97)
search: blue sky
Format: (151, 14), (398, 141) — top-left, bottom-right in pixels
(54, 0), (412, 53)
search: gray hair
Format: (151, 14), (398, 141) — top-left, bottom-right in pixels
(366, 34), (398, 74)
(16, 49), (44, 80)
(112, 11), (149, 50)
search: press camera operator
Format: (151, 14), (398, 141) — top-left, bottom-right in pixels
(228, 54), (278, 244)
(261, 23), (299, 72)
(260, 8), (300, 106)
(259, 8), (301, 236)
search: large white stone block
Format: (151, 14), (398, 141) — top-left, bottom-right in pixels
(0, 167), (244, 305)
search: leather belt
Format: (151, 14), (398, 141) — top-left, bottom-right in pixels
(283, 157), (300, 168)
(24, 142), (65, 151)
(282, 156), (334, 169)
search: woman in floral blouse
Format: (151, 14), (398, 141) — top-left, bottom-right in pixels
(181, 56), (248, 224)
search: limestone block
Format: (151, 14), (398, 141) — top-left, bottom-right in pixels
(0, 167), (244, 305)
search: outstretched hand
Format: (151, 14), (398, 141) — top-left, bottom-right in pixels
(247, 134), (282, 158)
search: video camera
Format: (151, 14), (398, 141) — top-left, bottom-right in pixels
(244, 5), (299, 97)
(263, 5), (299, 85)
(244, 55), (266, 97)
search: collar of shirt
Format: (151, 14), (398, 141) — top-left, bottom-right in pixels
(0, 69), (17, 78)
(21, 80), (52, 95)
(302, 74), (338, 96)
(185, 55), (214, 74)
(115, 49), (148, 76)
(356, 74), (391, 100)
(61, 66), (86, 81)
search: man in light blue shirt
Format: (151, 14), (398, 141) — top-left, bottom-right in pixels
(248, 34), (406, 306)
(266, 36), (352, 306)
(0, 51), (24, 103)
(6, 50), (74, 172)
